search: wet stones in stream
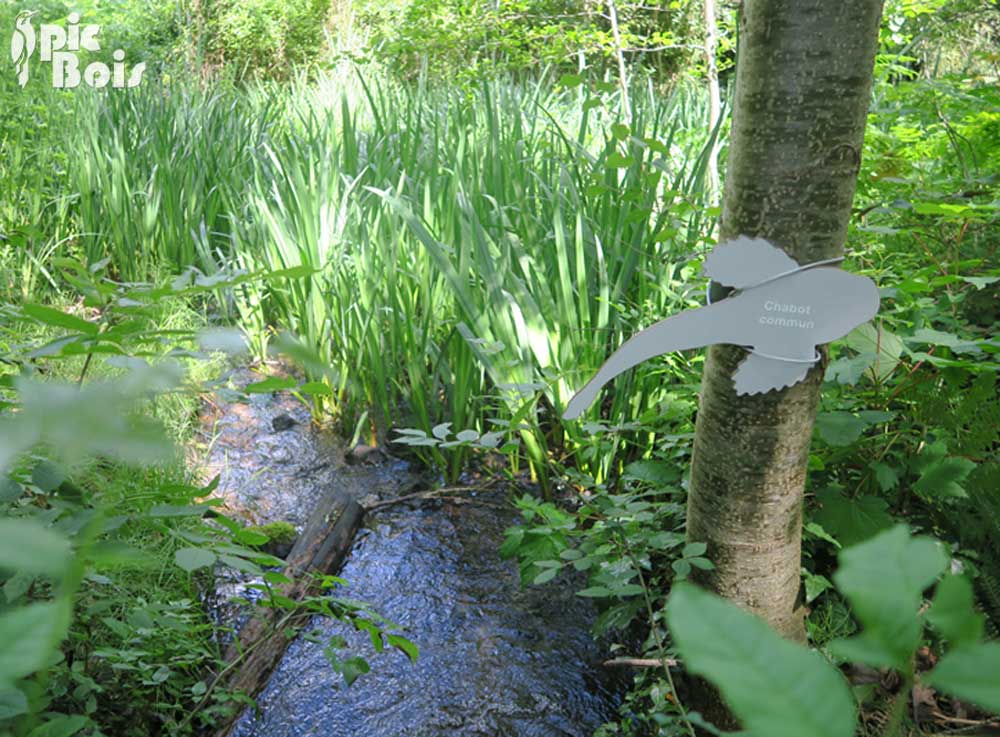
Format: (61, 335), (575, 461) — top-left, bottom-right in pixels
(196, 366), (416, 527)
(195, 366), (621, 737)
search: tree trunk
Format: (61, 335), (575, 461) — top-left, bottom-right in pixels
(685, 0), (884, 643)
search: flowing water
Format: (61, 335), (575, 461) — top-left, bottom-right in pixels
(198, 367), (621, 737)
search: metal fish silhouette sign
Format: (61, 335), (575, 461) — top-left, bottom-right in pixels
(563, 237), (880, 420)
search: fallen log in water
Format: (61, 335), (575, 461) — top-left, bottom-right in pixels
(212, 491), (365, 737)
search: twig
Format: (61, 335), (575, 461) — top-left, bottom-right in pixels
(617, 531), (697, 737)
(365, 481), (498, 511)
(603, 656), (679, 668)
(77, 321), (108, 386)
(887, 345), (937, 402)
(930, 711), (1000, 728)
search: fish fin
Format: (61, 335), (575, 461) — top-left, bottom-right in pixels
(703, 236), (800, 289)
(733, 352), (813, 396)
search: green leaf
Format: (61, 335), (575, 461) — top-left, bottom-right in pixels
(235, 528), (270, 546)
(0, 686), (28, 719)
(533, 567), (558, 584)
(21, 304), (99, 336)
(265, 265), (316, 280)
(647, 531), (684, 550)
(25, 714), (90, 737)
(927, 575), (984, 648)
(870, 461), (900, 491)
(813, 487), (894, 547)
(610, 583), (647, 597)
(804, 521), (841, 548)
(5, 571), (35, 603)
(911, 201), (971, 216)
(219, 553), (262, 574)
(298, 381), (333, 396)
(683, 542), (707, 558)
(499, 528), (523, 558)
(386, 634), (419, 663)
(925, 644), (1000, 713)
(667, 583), (856, 737)
(336, 656), (370, 687)
(815, 412), (868, 446)
(0, 519), (71, 577)
(149, 503), (213, 517)
(803, 571), (834, 603)
(814, 412), (870, 444)
(1, 370), (176, 470)
(605, 152), (634, 168)
(32, 460), (66, 492)
(825, 354), (875, 386)
(0, 601), (71, 686)
(688, 557), (714, 571)
(263, 571), (292, 585)
(913, 457), (976, 499)
(0, 476), (22, 502)
(962, 275), (1000, 290)
(269, 334), (340, 383)
(623, 460), (677, 486)
(244, 376), (298, 393)
(576, 586), (613, 598)
(174, 547), (216, 572)
(831, 525), (948, 670)
(845, 323), (903, 381)
(907, 328), (981, 354)
(197, 327), (248, 355)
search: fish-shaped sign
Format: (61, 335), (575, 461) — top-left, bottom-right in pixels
(563, 237), (880, 420)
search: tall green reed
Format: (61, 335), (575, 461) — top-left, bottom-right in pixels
(230, 74), (719, 485)
(71, 84), (278, 280)
(9, 68), (721, 486)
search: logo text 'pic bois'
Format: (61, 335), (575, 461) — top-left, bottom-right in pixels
(10, 10), (145, 89)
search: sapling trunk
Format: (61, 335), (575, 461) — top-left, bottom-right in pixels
(685, 0), (884, 644)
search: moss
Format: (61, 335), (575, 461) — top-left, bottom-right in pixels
(251, 520), (298, 545)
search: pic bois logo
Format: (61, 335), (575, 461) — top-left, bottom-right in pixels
(10, 10), (145, 89)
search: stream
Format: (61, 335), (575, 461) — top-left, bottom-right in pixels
(197, 367), (622, 737)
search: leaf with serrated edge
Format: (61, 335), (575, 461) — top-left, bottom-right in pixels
(925, 643), (1000, 713)
(831, 525), (948, 670)
(927, 575), (984, 648)
(667, 582), (855, 737)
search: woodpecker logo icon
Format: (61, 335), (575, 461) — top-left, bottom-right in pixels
(10, 10), (36, 88)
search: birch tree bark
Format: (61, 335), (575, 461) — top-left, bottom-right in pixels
(685, 0), (884, 642)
